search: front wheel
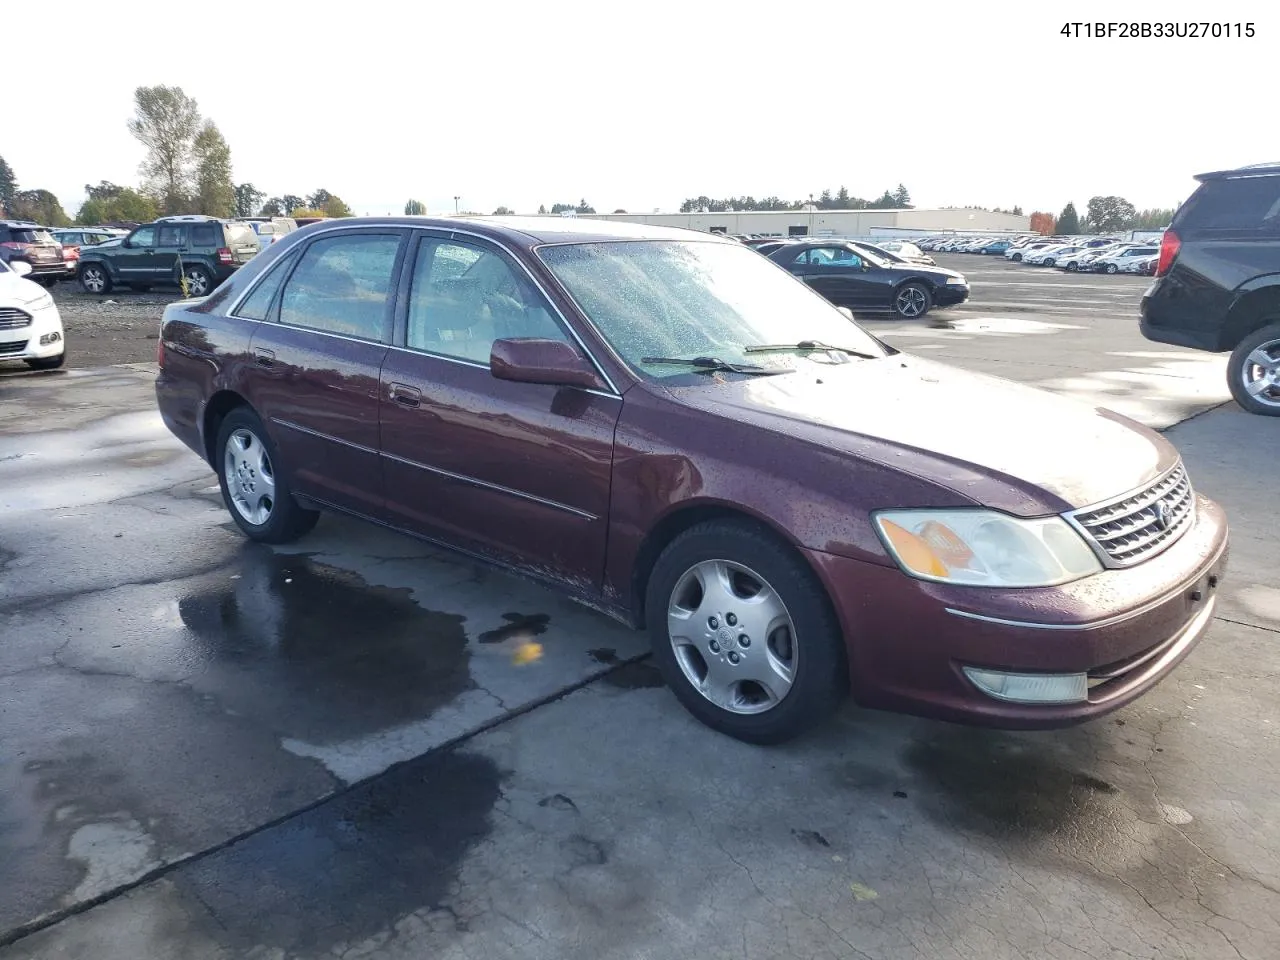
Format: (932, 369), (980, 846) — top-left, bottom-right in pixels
(893, 282), (932, 319)
(1228, 322), (1280, 416)
(1043, 258), (1056, 268)
(215, 408), (320, 542)
(79, 264), (112, 295)
(1011, 253), (1023, 262)
(1105, 263), (1119, 274)
(645, 520), (847, 743)
(1065, 262), (1078, 272)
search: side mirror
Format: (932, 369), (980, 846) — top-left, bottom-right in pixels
(490, 337), (605, 391)
(122, 238), (133, 248)
(10, 260), (33, 277)
(836, 306), (854, 321)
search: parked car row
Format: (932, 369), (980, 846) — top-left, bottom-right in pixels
(1005, 238), (1161, 275)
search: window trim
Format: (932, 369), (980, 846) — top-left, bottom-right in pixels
(391, 228), (621, 396)
(270, 228), (408, 344)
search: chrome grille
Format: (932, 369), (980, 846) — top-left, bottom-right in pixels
(0, 307), (33, 330)
(1068, 463), (1195, 566)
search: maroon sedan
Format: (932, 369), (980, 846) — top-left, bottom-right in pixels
(154, 217), (1228, 743)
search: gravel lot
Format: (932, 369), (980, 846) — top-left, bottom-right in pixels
(45, 286), (174, 368)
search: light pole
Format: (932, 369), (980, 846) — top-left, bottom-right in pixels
(453, 195), (460, 214)
(809, 193), (814, 236)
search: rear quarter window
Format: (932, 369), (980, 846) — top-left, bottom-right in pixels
(192, 225), (219, 246)
(1176, 176), (1280, 236)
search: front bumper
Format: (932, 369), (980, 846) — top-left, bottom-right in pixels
(805, 494), (1229, 728)
(934, 285), (970, 307)
(0, 303), (66, 361)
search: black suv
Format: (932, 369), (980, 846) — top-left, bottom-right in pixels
(77, 215), (261, 297)
(1141, 163), (1280, 415)
(0, 220), (72, 287)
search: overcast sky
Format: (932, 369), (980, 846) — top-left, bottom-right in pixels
(8, 1), (1274, 219)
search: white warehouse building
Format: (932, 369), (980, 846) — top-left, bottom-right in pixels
(584, 207), (1030, 238)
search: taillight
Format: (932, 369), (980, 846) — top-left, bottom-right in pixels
(1155, 229), (1181, 277)
(216, 247), (234, 264)
(0, 241), (30, 251)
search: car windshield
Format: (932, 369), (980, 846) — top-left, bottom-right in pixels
(8, 229), (55, 244)
(538, 240), (891, 377)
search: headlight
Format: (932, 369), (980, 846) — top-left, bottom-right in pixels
(873, 509), (1102, 587)
(945, 277), (968, 285)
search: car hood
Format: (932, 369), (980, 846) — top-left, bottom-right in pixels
(897, 264), (966, 282)
(665, 355), (1175, 515)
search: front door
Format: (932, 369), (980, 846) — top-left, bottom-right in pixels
(116, 224), (157, 282)
(242, 229), (407, 519)
(378, 232), (620, 589)
(802, 247), (876, 307)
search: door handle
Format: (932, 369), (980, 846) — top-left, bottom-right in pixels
(389, 382), (421, 407)
(253, 347), (275, 367)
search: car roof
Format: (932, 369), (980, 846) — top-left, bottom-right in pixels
(446, 215), (724, 245)
(1195, 162), (1280, 182)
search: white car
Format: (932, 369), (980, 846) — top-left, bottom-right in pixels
(0, 258), (67, 369)
(1006, 241), (1057, 262)
(1026, 244), (1084, 267)
(1089, 245), (1160, 274)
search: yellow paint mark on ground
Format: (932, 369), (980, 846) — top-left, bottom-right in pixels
(850, 882), (879, 902)
(512, 641), (544, 666)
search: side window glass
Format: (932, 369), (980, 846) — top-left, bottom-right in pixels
(131, 226), (156, 247)
(235, 251), (299, 321)
(278, 234), (400, 341)
(157, 225), (185, 247)
(192, 224), (218, 246)
(405, 238), (565, 364)
(793, 250), (809, 265)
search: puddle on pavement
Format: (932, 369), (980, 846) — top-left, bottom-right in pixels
(174, 548), (473, 744)
(478, 612), (550, 644)
(176, 747), (503, 955)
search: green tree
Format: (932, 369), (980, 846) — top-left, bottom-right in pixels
(492, 206), (514, 215)
(234, 183), (265, 219)
(835, 186), (851, 209)
(11, 189), (71, 226)
(818, 188), (834, 209)
(0, 155), (16, 217)
(321, 195), (353, 217)
(76, 184), (157, 225)
(892, 184), (912, 207)
(1086, 195), (1137, 233)
(192, 122), (235, 217)
(1131, 207), (1177, 230)
(551, 202), (575, 214)
(128, 85), (202, 214)
(575, 199), (595, 214)
(260, 197), (284, 217)
(537, 204), (547, 214)
(612, 208), (627, 214)
(281, 194), (304, 215)
(404, 199), (426, 215)
(1055, 202), (1080, 235)
(308, 188), (334, 210)
(869, 190), (897, 209)
(289, 207), (326, 219)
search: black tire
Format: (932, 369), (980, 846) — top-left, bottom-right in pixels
(893, 282), (932, 319)
(182, 265), (213, 298)
(1228, 322), (1280, 416)
(1044, 259), (1056, 268)
(37, 277), (59, 288)
(1065, 262), (1078, 272)
(25, 351), (66, 370)
(79, 263), (112, 295)
(1105, 263), (1119, 274)
(1011, 252), (1023, 262)
(645, 520), (848, 744)
(215, 407), (320, 543)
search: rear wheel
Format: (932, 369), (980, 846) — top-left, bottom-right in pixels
(893, 282), (932, 319)
(645, 520), (847, 744)
(79, 264), (112, 295)
(1065, 262), (1078, 272)
(215, 408), (320, 542)
(182, 265), (213, 297)
(1228, 322), (1280, 416)
(1011, 252), (1023, 262)
(1105, 263), (1119, 274)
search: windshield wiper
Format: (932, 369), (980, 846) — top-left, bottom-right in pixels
(743, 340), (880, 360)
(639, 355), (789, 376)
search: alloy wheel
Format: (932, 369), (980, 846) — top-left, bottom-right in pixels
(82, 267), (105, 293)
(185, 269), (210, 297)
(224, 428), (276, 525)
(895, 285), (929, 318)
(666, 559), (797, 715)
(1240, 338), (1280, 410)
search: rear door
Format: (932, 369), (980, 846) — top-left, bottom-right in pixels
(152, 223), (187, 282)
(243, 229), (407, 519)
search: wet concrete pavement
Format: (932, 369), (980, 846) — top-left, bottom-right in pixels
(1, 259), (1276, 958)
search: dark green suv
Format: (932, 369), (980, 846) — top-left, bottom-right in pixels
(77, 216), (261, 297)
